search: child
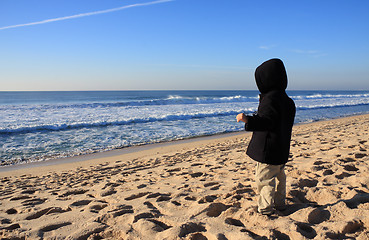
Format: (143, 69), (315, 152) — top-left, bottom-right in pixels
(236, 58), (296, 215)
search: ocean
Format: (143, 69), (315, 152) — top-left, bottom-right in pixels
(1, 90), (369, 166)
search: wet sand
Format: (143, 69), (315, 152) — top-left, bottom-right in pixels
(1, 114), (369, 239)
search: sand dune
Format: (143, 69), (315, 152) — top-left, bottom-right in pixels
(1, 114), (369, 239)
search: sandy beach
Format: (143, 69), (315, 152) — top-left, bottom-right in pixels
(1, 114), (369, 240)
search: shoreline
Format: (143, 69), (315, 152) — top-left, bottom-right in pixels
(1, 113), (368, 175)
(0, 113), (367, 176)
(0, 131), (246, 174)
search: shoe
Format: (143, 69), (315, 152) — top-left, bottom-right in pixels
(259, 209), (275, 216)
(260, 211), (278, 219)
(275, 205), (287, 211)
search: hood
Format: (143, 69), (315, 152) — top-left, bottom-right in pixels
(255, 58), (287, 94)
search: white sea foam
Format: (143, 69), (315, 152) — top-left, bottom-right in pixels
(291, 92), (369, 100)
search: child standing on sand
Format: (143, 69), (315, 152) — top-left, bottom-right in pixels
(237, 58), (296, 215)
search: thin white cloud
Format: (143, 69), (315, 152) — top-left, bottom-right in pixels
(259, 44), (276, 50)
(0, 0), (173, 31)
(291, 49), (326, 58)
(291, 49), (319, 54)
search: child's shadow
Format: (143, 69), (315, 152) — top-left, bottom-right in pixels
(279, 189), (318, 216)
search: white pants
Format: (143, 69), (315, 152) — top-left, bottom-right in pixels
(255, 162), (286, 214)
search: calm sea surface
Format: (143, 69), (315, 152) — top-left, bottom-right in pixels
(1, 90), (369, 165)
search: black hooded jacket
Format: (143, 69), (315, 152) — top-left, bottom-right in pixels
(245, 59), (296, 165)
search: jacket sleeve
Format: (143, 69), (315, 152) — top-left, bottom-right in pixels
(245, 96), (278, 131)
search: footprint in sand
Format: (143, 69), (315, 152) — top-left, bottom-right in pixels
(343, 164), (359, 172)
(289, 190), (311, 204)
(203, 203), (230, 217)
(344, 192), (369, 209)
(59, 189), (88, 198)
(20, 189), (37, 194)
(355, 153), (367, 159)
(5, 208), (18, 214)
(323, 169), (334, 176)
(70, 199), (92, 207)
(295, 222), (317, 239)
(133, 212), (156, 223)
(270, 230), (291, 240)
(39, 222), (72, 232)
(89, 203), (108, 213)
(137, 184), (147, 189)
(156, 194), (172, 202)
(209, 185), (220, 191)
(177, 222), (206, 238)
(146, 193), (161, 198)
(184, 196), (197, 201)
(131, 218), (172, 237)
(340, 157), (356, 163)
(325, 220), (364, 238)
(124, 192), (150, 201)
(1, 219), (12, 225)
(225, 218), (244, 227)
(0, 223), (21, 231)
(335, 172), (353, 179)
(204, 182), (220, 191)
(9, 195), (32, 201)
(297, 178), (318, 188)
(146, 193), (172, 202)
(100, 188), (117, 197)
(144, 201), (161, 216)
(203, 182), (219, 188)
(311, 161), (325, 169)
(216, 233), (228, 240)
(307, 208), (330, 224)
(186, 232), (208, 240)
(146, 219), (172, 231)
(341, 219), (364, 234)
(171, 200), (181, 206)
(198, 195), (218, 204)
(190, 172), (204, 178)
(312, 160), (330, 168)
(25, 207), (71, 220)
(21, 198), (46, 206)
(108, 205), (134, 217)
(166, 167), (182, 173)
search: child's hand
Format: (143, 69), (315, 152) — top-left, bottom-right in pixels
(236, 113), (247, 123)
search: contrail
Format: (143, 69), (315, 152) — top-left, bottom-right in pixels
(0, 0), (173, 31)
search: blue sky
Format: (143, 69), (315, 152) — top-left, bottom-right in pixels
(1, 0), (368, 91)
